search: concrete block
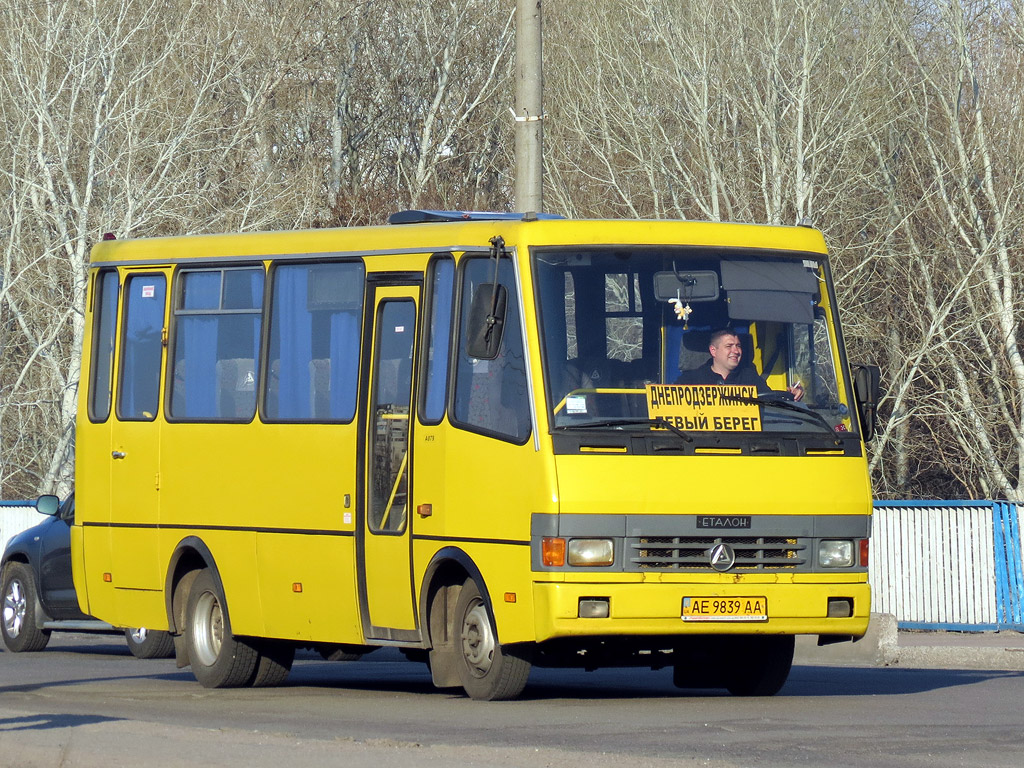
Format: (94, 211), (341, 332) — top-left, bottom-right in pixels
(794, 612), (897, 667)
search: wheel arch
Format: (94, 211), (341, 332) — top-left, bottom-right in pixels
(1, 552), (30, 570)
(418, 546), (499, 648)
(164, 536), (227, 635)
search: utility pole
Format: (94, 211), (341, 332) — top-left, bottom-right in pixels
(514, 0), (543, 213)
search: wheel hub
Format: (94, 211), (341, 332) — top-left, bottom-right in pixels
(191, 590), (224, 667)
(3, 580), (26, 638)
(460, 599), (495, 678)
(129, 627), (149, 643)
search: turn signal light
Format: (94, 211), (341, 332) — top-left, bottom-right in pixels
(542, 537), (566, 567)
(859, 539), (869, 567)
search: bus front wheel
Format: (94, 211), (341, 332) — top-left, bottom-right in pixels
(725, 635), (794, 697)
(454, 579), (531, 701)
(184, 569), (259, 688)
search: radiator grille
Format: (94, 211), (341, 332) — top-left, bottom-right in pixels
(629, 536), (807, 571)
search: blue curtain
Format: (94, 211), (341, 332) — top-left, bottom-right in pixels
(250, 270), (263, 365)
(121, 276), (166, 419)
(329, 311), (359, 420)
(273, 266), (313, 418)
(179, 272), (220, 417)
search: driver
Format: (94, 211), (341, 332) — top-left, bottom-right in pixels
(676, 329), (803, 400)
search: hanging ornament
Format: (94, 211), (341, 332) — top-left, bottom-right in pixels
(668, 289), (693, 327)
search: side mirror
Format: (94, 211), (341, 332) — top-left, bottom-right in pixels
(852, 364), (880, 441)
(466, 283), (507, 360)
(35, 494), (60, 516)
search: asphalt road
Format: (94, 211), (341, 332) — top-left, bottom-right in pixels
(2, 633), (1023, 768)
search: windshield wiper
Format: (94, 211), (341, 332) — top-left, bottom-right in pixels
(720, 393), (839, 435)
(553, 418), (694, 443)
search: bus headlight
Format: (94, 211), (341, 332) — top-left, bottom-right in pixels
(819, 540), (854, 568)
(567, 538), (614, 567)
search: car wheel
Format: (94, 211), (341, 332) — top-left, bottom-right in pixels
(124, 627), (176, 659)
(183, 569), (259, 688)
(1, 562), (51, 652)
(454, 579), (531, 701)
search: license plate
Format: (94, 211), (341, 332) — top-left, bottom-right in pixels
(682, 596), (767, 622)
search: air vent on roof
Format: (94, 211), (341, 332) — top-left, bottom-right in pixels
(387, 210), (564, 225)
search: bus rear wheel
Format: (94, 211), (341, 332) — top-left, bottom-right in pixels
(454, 579), (531, 701)
(184, 569), (259, 688)
(724, 635), (794, 697)
(251, 640), (295, 687)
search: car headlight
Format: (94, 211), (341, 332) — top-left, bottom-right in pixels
(567, 538), (614, 567)
(819, 540), (854, 568)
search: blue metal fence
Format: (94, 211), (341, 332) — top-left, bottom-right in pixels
(992, 501), (1024, 627)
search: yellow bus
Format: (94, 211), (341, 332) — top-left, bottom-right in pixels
(72, 211), (879, 699)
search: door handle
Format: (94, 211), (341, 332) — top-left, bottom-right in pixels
(112, 451), (126, 460)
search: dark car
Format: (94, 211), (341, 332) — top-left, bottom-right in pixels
(1, 494), (174, 658)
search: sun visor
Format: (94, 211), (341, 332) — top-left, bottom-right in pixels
(720, 259), (819, 324)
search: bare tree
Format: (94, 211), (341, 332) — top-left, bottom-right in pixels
(872, 0), (1024, 499)
(0, 0), (297, 497)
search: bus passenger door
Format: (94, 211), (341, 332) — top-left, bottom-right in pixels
(109, 269), (170, 592)
(360, 285), (420, 639)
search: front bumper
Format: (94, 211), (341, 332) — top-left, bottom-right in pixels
(532, 579), (870, 641)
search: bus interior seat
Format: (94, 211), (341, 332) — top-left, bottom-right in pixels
(309, 359), (331, 418)
(677, 330), (712, 378)
(558, 358), (588, 396)
(464, 361), (520, 436)
(265, 359), (280, 418)
(216, 358), (256, 418)
(605, 358), (655, 388)
(498, 364), (530, 437)
(171, 358), (187, 415)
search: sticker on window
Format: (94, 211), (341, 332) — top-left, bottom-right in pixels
(141, 284), (155, 298)
(566, 395), (587, 415)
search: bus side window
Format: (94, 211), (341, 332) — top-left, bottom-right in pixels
(421, 255), (455, 424)
(89, 270), (120, 422)
(118, 274), (166, 421)
(451, 257), (531, 443)
(264, 261), (363, 422)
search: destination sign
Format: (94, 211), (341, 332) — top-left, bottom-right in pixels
(645, 384), (761, 432)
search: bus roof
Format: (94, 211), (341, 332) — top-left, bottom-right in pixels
(87, 215), (829, 266)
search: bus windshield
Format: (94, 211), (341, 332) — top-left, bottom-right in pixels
(533, 246), (854, 436)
